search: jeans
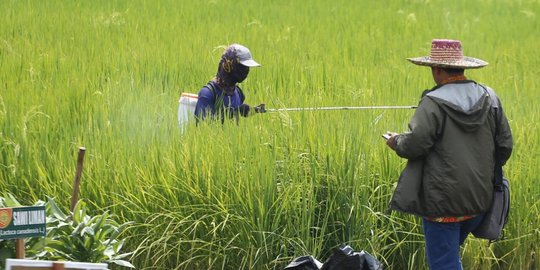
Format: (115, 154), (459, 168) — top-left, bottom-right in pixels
(422, 215), (484, 270)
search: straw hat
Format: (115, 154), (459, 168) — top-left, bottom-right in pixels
(407, 39), (488, 69)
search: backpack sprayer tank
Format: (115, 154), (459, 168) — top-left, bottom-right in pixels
(178, 92), (198, 133)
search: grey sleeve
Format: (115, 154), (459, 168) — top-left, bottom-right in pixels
(394, 97), (444, 160)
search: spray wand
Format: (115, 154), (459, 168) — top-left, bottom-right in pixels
(264, 105), (417, 112)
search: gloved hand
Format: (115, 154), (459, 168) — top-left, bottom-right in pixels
(254, 103), (266, 113)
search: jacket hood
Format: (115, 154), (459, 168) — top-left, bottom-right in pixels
(425, 81), (492, 132)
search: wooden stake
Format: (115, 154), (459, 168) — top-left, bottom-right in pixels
(15, 238), (25, 258)
(70, 147), (86, 212)
(52, 262), (66, 270)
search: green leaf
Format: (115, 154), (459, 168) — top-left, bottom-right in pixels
(82, 226), (95, 237)
(109, 221), (134, 241)
(5, 193), (22, 207)
(91, 213), (109, 232)
(72, 221), (86, 236)
(84, 236), (96, 251)
(33, 200), (46, 207)
(72, 200), (87, 224)
(104, 246), (115, 259)
(112, 239), (124, 253)
(108, 259), (135, 268)
(111, 251), (133, 260)
(46, 197), (67, 220)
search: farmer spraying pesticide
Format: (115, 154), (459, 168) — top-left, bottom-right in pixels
(178, 44), (266, 131)
(177, 44), (419, 131)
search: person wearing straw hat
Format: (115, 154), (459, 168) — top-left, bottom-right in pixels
(385, 39), (513, 269)
(194, 44), (266, 125)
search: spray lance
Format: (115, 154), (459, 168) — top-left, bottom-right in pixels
(264, 105), (417, 112)
(257, 104), (417, 140)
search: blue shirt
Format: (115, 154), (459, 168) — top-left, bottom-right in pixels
(194, 81), (246, 123)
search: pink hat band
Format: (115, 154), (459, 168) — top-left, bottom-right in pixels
(407, 39), (488, 69)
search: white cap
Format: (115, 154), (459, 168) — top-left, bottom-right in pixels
(231, 44), (261, 67)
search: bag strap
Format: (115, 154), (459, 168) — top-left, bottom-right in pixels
(237, 86), (245, 103)
(493, 107), (504, 189)
(204, 81), (224, 109)
(205, 82), (227, 121)
(480, 84), (504, 190)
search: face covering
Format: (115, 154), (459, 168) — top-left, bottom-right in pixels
(231, 64), (249, 83)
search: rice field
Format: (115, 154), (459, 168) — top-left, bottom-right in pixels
(1, 0), (539, 269)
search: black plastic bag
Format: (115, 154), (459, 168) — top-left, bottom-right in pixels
(321, 245), (382, 270)
(283, 245), (382, 270)
(283, 255), (323, 270)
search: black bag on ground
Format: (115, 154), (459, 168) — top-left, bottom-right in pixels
(283, 245), (382, 270)
(320, 245), (382, 270)
(283, 255), (323, 270)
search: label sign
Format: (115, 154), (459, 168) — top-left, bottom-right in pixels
(0, 206), (46, 240)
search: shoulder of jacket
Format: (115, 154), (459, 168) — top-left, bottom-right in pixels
(197, 82), (215, 100)
(477, 84), (500, 109)
(416, 96), (447, 118)
(420, 95), (441, 107)
(204, 81), (215, 93)
(200, 83), (213, 93)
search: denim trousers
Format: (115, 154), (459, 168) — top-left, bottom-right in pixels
(422, 215), (484, 270)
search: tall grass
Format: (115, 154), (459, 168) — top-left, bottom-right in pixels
(1, 0), (539, 269)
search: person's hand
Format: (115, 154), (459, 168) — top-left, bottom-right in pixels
(385, 131), (399, 150)
(254, 103), (266, 113)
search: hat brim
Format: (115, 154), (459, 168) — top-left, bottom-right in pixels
(239, 59), (261, 67)
(407, 56), (488, 69)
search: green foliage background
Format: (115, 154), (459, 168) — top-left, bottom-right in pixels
(1, 0), (539, 269)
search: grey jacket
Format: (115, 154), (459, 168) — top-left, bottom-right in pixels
(389, 81), (513, 217)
